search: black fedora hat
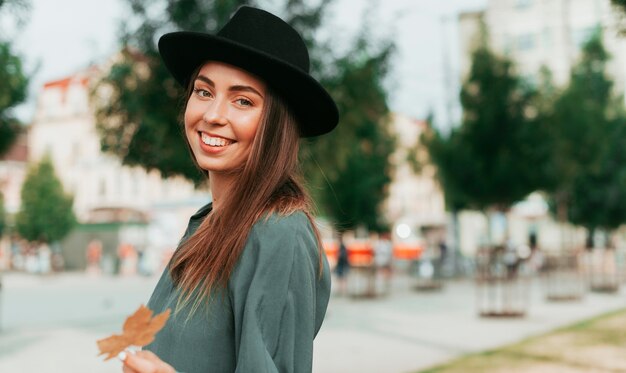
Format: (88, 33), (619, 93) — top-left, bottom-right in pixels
(158, 6), (339, 137)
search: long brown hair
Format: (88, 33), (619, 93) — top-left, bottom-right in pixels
(170, 66), (323, 313)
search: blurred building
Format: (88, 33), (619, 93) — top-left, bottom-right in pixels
(459, 0), (626, 100)
(29, 67), (205, 222)
(384, 113), (447, 245)
(26, 66), (209, 271)
(383, 114), (560, 255)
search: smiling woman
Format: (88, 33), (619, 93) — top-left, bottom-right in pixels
(184, 61), (267, 177)
(119, 6), (339, 373)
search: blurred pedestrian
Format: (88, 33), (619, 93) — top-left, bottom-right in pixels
(38, 242), (51, 274)
(117, 243), (137, 276)
(10, 237), (24, 271)
(120, 6), (338, 373)
(86, 239), (103, 275)
(0, 240), (7, 270)
(438, 239), (448, 261)
(436, 238), (448, 278)
(335, 233), (350, 296)
(374, 232), (393, 293)
(24, 244), (38, 273)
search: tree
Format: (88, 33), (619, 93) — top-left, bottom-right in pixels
(15, 156), (76, 243)
(421, 117), (474, 270)
(0, 0), (30, 157)
(421, 125), (472, 213)
(424, 41), (551, 244)
(301, 29), (395, 232)
(549, 31), (625, 247)
(459, 46), (550, 211)
(567, 116), (626, 247)
(95, 0), (396, 232)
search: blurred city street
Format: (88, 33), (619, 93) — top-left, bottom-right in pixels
(0, 271), (624, 373)
(3, 0), (626, 372)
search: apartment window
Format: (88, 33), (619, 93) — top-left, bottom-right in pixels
(517, 33), (535, 51)
(515, 0), (532, 9)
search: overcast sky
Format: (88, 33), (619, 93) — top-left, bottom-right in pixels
(10, 0), (486, 127)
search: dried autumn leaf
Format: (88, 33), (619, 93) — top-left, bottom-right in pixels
(97, 305), (171, 360)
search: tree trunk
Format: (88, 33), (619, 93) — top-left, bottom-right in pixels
(556, 193), (569, 253)
(585, 227), (595, 250)
(449, 209), (462, 276)
(483, 210), (492, 247)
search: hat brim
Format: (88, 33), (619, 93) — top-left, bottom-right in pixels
(159, 31), (338, 137)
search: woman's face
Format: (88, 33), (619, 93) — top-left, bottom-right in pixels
(185, 61), (267, 174)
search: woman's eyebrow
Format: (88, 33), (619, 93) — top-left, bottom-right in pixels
(229, 85), (264, 98)
(195, 75), (263, 98)
(195, 75), (215, 87)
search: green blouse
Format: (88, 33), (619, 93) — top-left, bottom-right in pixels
(145, 203), (331, 373)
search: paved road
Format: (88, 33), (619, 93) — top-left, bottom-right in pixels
(0, 271), (624, 373)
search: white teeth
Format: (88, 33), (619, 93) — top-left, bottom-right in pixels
(201, 133), (232, 147)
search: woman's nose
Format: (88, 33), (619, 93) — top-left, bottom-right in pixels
(202, 99), (229, 126)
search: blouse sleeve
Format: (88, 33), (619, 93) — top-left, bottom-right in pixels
(228, 213), (326, 373)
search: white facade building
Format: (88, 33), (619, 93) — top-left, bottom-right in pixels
(459, 0), (626, 100)
(384, 113), (447, 245)
(28, 67), (205, 223)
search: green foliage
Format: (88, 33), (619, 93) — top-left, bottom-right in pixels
(550, 32), (626, 231)
(568, 116), (626, 231)
(15, 156), (76, 243)
(302, 31), (395, 232)
(425, 44), (550, 213)
(613, 0), (626, 14)
(96, 0), (396, 231)
(421, 126), (472, 211)
(0, 0), (29, 156)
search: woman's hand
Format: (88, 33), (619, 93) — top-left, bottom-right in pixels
(121, 350), (176, 373)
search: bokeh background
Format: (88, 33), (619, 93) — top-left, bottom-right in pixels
(1, 0), (626, 372)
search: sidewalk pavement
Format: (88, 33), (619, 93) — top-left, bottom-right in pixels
(314, 276), (625, 373)
(0, 272), (624, 373)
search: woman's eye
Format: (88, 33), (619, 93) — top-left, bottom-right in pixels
(193, 88), (211, 98)
(236, 98), (253, 107)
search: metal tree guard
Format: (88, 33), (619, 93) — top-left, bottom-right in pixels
(586, 248), (621, 293)
(475, 245), (530, 317)
(543, 252), (585, 301)
(413, 247), (444, 291)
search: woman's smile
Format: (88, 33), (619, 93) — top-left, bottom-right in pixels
(200, 132), (235, 147)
